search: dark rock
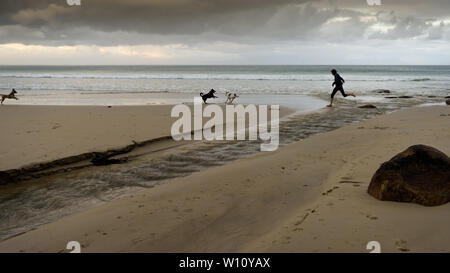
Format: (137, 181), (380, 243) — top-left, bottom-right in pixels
(446, 99), (450, 105)
(368, 145), (450, 206)
(427, 96), (436, 98)
(385, 96), (398, 99)
(399, 96), (413, 98)
(445, 96), (450, 99)
(358, 104), (377, 109)
(375, 89), (391, 94)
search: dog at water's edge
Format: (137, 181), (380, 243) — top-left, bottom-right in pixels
(1, 89), (18, 104)
(200, 89), (218, 104)
(225, 92), (239, 104)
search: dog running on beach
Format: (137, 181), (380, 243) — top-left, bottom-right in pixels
(225, 91), (239, 104)
(1, 89), (18, 104)
(200, 89), (218, 104)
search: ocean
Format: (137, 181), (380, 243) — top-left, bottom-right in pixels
(0, 65), (449, 106)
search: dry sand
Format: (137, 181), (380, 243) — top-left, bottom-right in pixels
(0, 105), (449, 253)
(0, 105), (173, 171)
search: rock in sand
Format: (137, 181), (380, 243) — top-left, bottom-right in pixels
(368, 145), (450, 206)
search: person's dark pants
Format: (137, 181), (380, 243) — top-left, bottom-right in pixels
(331, 85), (348, 98)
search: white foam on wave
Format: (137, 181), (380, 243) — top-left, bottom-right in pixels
(354, 96), (386, 103)
(2, 72), (441, 82)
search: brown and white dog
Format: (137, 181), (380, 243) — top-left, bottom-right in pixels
(1, 89), (19, 104)
(225, 91), (239, 104)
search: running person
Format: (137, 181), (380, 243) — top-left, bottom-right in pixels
(327, 69), (355, 107)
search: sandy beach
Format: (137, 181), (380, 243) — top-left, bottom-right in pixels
(0, 104), (295, 171)
(0, 105), (448, 253)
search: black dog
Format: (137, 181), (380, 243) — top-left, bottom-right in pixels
(200, 89), (218, 104)
(1, 89), (18, 104)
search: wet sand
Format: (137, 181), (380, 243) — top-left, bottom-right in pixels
(0, 105), (448, 253)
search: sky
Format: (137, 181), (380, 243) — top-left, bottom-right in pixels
(0, 0), (449, 65)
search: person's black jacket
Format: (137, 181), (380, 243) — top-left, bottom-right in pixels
(333, 73), (345, 86)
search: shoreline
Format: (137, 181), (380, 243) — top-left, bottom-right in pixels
(0, 92), (327, 109)
(0, 105), (448, 252)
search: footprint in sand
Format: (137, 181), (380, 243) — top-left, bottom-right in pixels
(339, 180), (364, 187)
(96, 229), (108, 236)
(395, 239), (410, 252)
(372, 126), (390, 130)
(282, 236), (291, 244)
(366, 214), (378, 220)
(322, 186), (339, 196)
(132, 238), (144, 244)
(52, 123), (62, 130)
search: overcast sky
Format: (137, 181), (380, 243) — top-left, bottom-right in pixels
(0, 0), (449, 65)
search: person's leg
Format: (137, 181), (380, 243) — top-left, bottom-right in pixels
(327, 98), (333, 107)
(339, 86), (355, 97)
(328, 87), (338, 107)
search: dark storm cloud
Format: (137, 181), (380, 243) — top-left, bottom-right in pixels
(2, 0), (311, 34)
(0, 0), (449, 46)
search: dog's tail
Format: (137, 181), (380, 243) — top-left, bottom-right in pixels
(200, 92), (204, 97)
